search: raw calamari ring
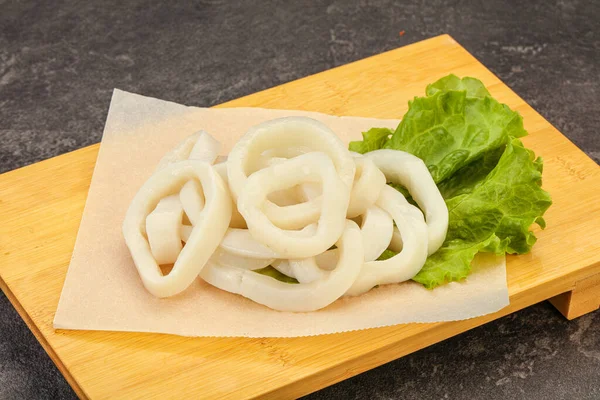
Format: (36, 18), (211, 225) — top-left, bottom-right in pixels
(262, 196), (323, 230)
(188, 131), (222, 164)
(289, 154), (386, 223)
(252, 154), (321, 229)
(366, 149), (448, 255)
(227, 117), (355, 229)
(274, 204), (392, 283)
(200, 220), (364, 312)
(282, 153), (387, 226)
(157, 131), (222, 169)
(219, 224), (317, 259)
(279, 248), (339, 276)
(359, 205), (394, 261)
(346, 155), (387, 218)
(254, 149), (324, 230)
(228, 117), (354, 199)
(123, 160), (232, 297)
(219, 228), (282, 259)
(272, 258), (325, 283)
(214, 162), (247, 229)
(179, 180), (205, 225)
(237, 152), (350, 258)
(271, 259), (296, 278)
(145, 194), (183, 265)
(210, 248), (274, 271)
(257, 146), (311, 161)
(345, 185), (428, 296)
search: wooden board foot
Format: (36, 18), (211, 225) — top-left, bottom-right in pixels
(549, 273), (600, 320)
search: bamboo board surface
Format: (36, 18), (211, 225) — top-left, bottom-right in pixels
(1, 35), (599, 400)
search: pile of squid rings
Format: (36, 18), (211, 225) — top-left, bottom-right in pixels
(123, 117), (449, 312)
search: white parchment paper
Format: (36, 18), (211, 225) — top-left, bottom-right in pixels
(53, 89), (509, 337)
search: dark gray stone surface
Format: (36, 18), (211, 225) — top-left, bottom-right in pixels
(1, 0), (598, 399)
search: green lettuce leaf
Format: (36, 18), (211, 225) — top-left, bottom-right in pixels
(412, 139), (552, 288)
(351, 75), (527, 183)
(353, 74), (552, 289)
(425, 74), (491, 98)
(387, 92), (527, 183)
(411, 236), (506, 288)
(349, 128), (393, 154)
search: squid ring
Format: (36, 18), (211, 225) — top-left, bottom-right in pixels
(145, 194), (184, 265)
(272, 258), (325, 284)
(346, 155), (387, 218)
(262, 196), (323, 230)
(200, 220), (364, 312)
(237, 152), (350, 258)
(251, 154), (321, 230)
(179, 180), (205, 225)
(157, 131), (222, 170)
(227, 117), (355, 227)
(219, 228), (283, 259)
(365, 149), (448, 255)
(213, 161), (247, 229)
(210, 248), (274, 271)
(276, 205), (392, 273)
(281, 154), (388, 227)
(123, 160), (232, 297)
(346, 185), (429, 296)
(274, 203), (390, 281)
(359, 205), (394, 261)
(286, 154), (387, 225)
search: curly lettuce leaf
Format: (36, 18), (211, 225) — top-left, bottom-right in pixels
(412, 139), (552, 288)
(351, 75), (527, 183)
(349, 127), (393, 154)
(426, 74), (491, 98)
(387, 91), (527, 183)
(437, 145), (505, 199)
(411, 236), (507, 288)
(353, 74), (552, 289)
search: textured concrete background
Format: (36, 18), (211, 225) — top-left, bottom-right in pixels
(1, 0), (599, 399)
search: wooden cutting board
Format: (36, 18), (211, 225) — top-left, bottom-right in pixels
(1, 34), (599, 400)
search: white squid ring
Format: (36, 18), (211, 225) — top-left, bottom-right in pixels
(254, 154), (322, 230)
(227, 117), (355, 228)
(145, 194), (184, 265)
(123, 160), (232, 297)
(218, 224), (317, 260)
(237, 152), (350, 258)
(214, 162), (247, 229)
(179, 180), (205, 225)
(288, 154), (387, 224)
(272, 258), (325, 283)
(157, 131), (222, 169)
(346, 185), (429, 296)
(346, 155), (387, 218)
(366, 149), (448, 255)
(359, 205), (394, 261)
(200, 220), (364, 312)
(210, 248), (274, 271)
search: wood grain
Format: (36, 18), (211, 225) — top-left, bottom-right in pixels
(1, 34), (599, 400)
(549, 273), (600, 320)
